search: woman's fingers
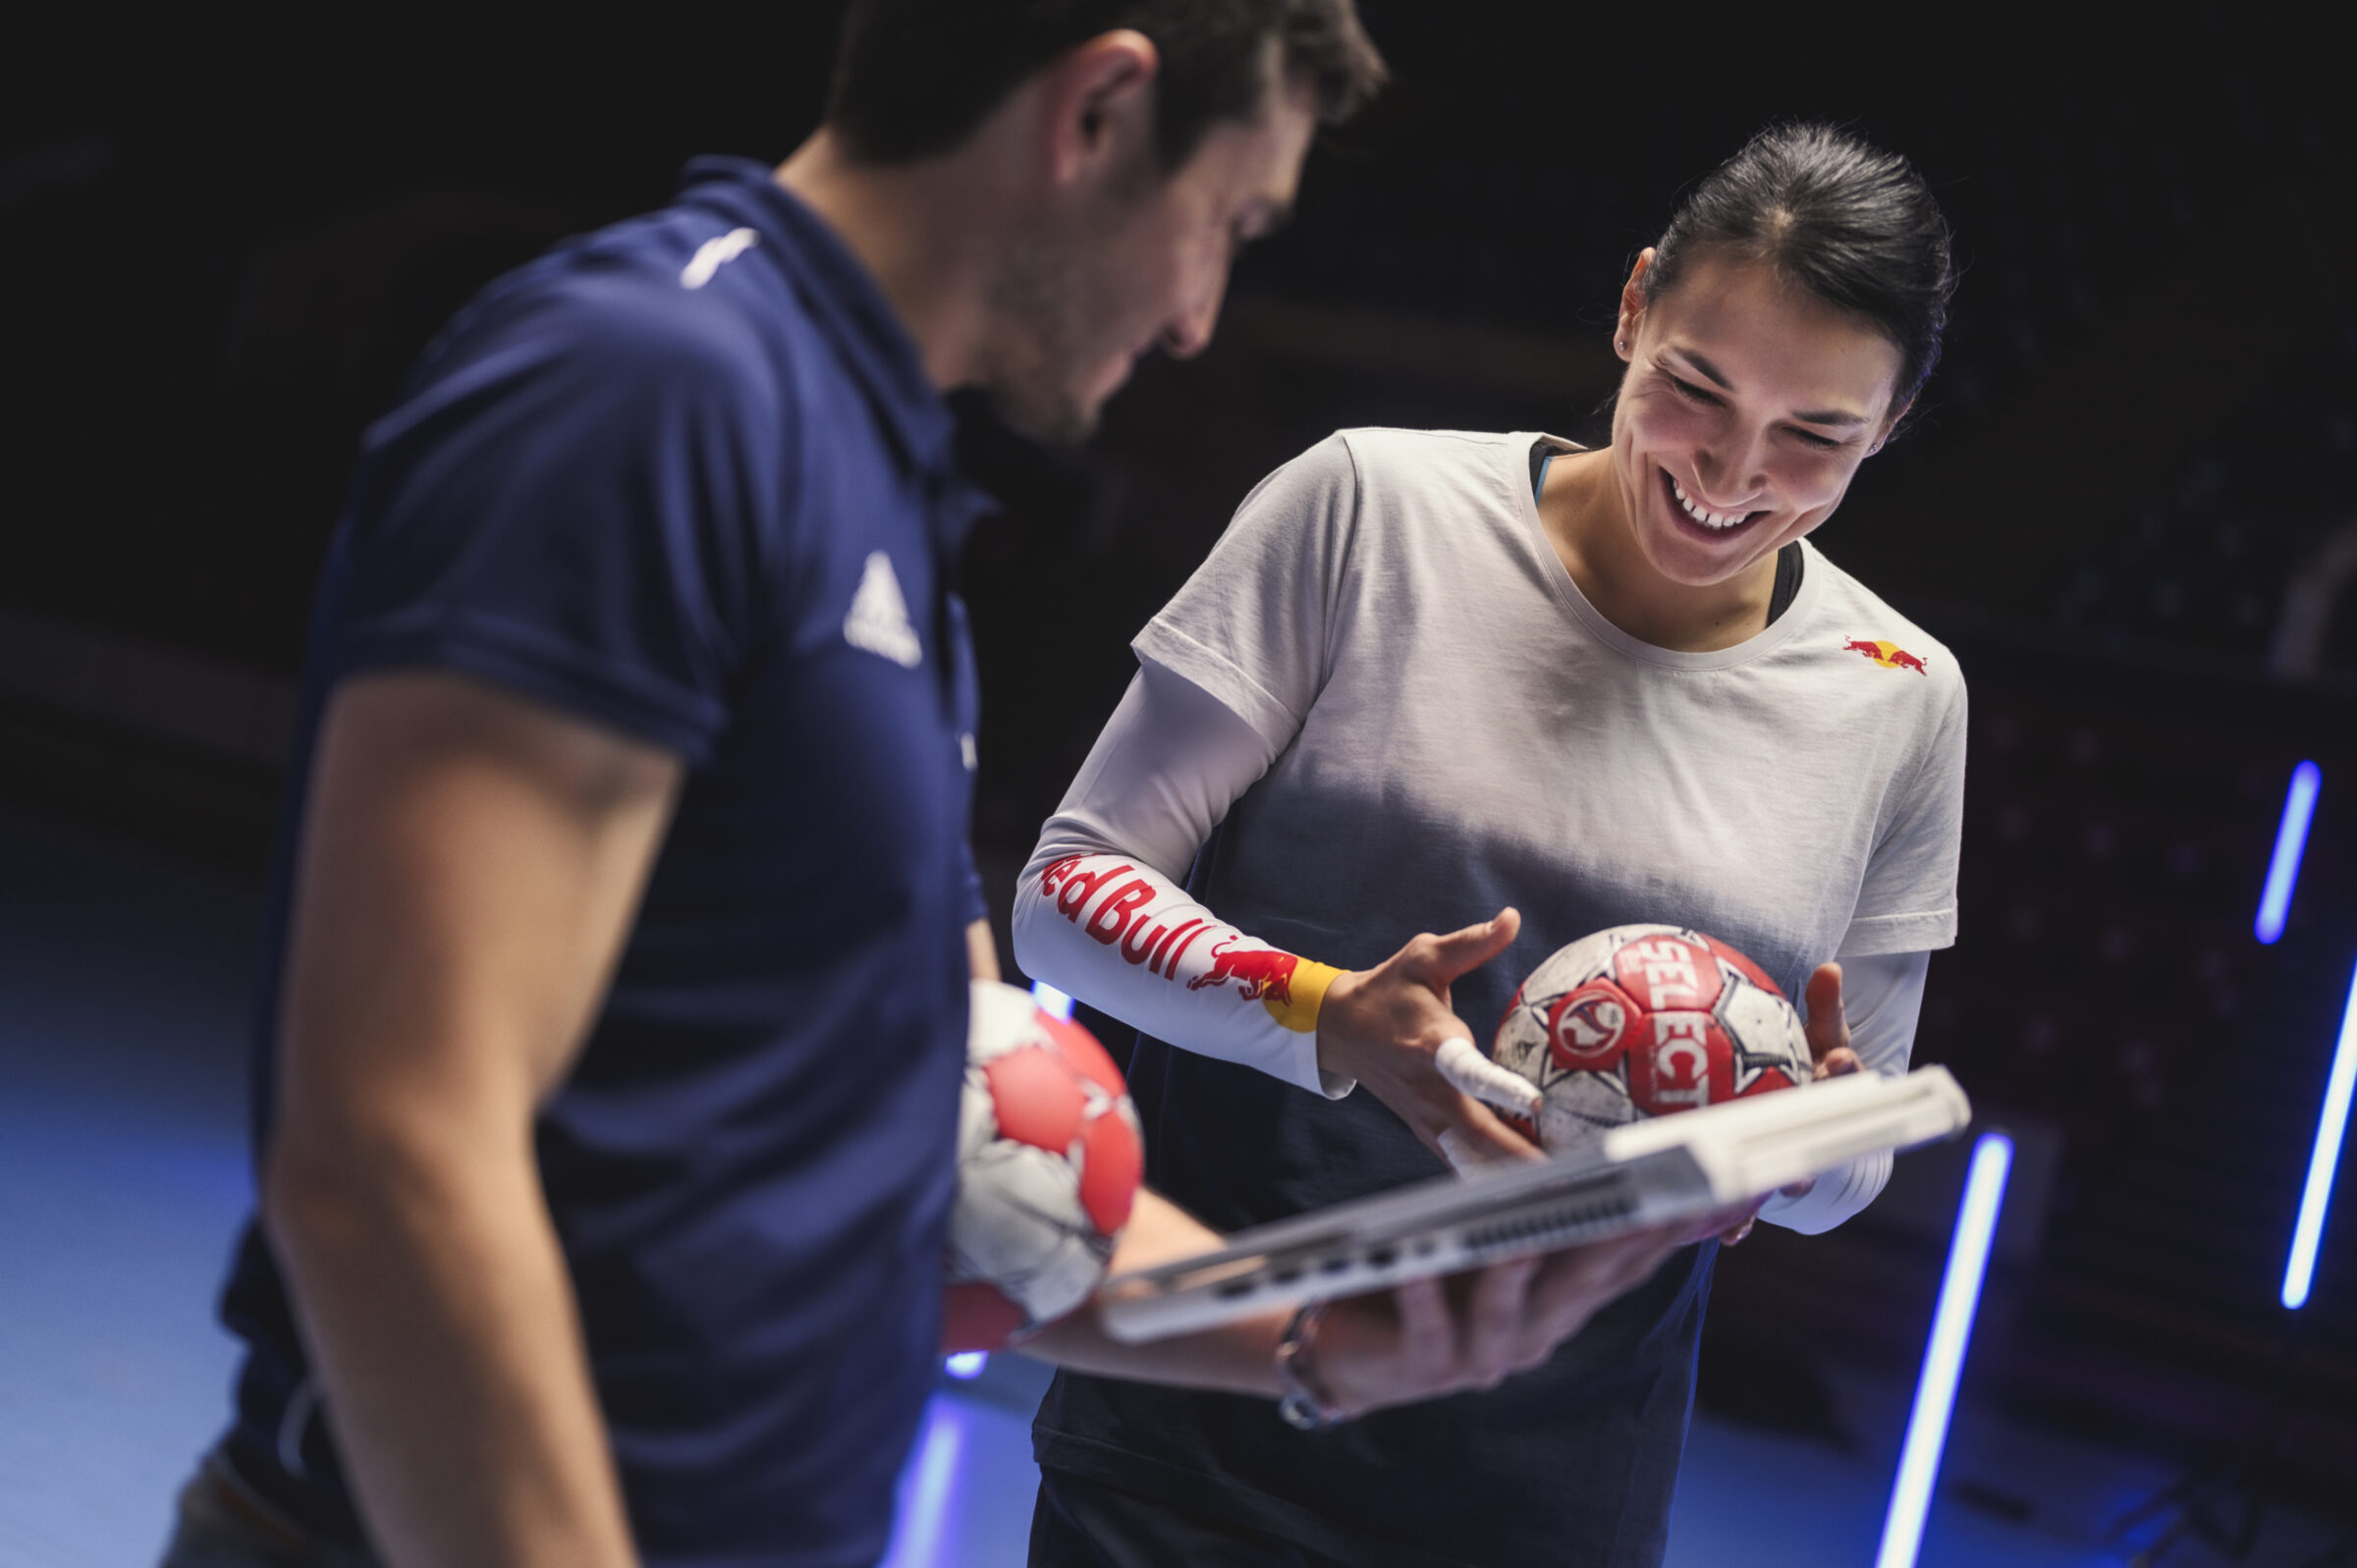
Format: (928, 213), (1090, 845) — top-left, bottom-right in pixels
(1812, 1046), (1863, 1082)
(1434, 1100), (1545, 1172)
(1414, 907), (1521, 986)
(1434, 1037), (1543, 1119)
(1803, 961), (1849, 1069)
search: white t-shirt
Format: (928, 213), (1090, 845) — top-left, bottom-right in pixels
(1026, 428), (1968, 1566)
(1137, 425), (1961, 981)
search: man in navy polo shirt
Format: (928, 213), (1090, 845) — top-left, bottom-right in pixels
(165, 5), (1688, 1567)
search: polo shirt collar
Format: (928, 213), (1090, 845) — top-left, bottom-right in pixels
(677, 156), (971, 508)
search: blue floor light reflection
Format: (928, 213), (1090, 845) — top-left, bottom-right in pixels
(2256, 761), (2321, 945)
(1875, 1132), (2014, 1568)
(879, 1400), (968, 1568)
(2283, 958), (2357, 1311)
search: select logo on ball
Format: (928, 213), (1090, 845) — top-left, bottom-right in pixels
(1634, 1012), (1724, 1110)
(1546, 981), (1635, 1069)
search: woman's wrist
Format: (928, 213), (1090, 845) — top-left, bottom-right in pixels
(1311, 968), (1369, 1081)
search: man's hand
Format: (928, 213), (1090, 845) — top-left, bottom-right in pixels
(1723, 961), (1864, 1242)
(1312, 1226), (1684, 1417)
(1316, 909), (1544, 1171)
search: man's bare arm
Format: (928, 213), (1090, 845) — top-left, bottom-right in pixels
(263, 672), (683, 1568)
(967, 917), (1001, 982)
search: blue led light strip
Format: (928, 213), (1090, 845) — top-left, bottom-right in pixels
(2256, 761), (2322, 946)
(1875, 1132), (2014, 1568)
(879, 1401), (967, 1568)
(2283, 958), (2357, 1310)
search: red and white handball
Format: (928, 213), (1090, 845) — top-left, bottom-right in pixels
(1490, 925), (1812, 1155)
(943, 981), (1145, 1352)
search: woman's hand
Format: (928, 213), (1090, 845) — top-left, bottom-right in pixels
(1724, 961), (1866, 1241)
(1312, 1224), (1686, 1417)
(1802, 961), (1863, 1082)
(1315, 908), (1544, 1170)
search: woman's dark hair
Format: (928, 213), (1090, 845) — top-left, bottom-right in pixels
(1643, 123), (1956, 417)
(826, 0), (1387, 175)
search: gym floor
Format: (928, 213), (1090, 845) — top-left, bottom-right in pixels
(0, 800), (2339, 1567)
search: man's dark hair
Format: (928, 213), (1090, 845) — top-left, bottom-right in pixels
(825, 0), (1387, 174)
(1644, 123), (1956, 417)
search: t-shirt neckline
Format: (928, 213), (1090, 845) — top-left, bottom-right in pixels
(1511, 431), (1825, 672)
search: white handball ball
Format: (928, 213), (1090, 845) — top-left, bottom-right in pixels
(1489, 925), (1813, 1156)
(943, 981), (1145, 1352)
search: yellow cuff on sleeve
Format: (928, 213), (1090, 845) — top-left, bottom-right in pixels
(1265, 959), (1343, 1034)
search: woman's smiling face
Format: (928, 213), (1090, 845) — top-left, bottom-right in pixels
(1609, 248), (1907, 591)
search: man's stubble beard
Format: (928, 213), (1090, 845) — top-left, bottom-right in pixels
(978, 167), (1157, 448)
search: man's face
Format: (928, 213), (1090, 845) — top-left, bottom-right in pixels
(982, 79), (1318, 445)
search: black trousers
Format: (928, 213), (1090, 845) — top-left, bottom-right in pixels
(1029, 1469), (1362, 1568)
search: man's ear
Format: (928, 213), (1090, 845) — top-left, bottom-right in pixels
(1616, 247), (1656, 359)
(1038, 29), (1161, 189)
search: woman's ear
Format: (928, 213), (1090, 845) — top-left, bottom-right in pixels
(1869, 395), (1914, 456)
(1615, 248), (1656, 359)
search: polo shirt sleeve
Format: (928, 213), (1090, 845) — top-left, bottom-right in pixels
(329, 284), (783, 767)
(1130, 431), (1360, 750)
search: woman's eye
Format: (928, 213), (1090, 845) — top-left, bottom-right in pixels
(1789, 428), (1840, 451)
(1667, 375), (1717, 406)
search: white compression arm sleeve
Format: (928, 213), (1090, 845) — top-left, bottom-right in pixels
(1014, 663), (1357, 1098)
(1755, 948), (1930, 1234)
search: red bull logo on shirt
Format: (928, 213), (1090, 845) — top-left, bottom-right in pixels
(1841, 637), (1928, 675)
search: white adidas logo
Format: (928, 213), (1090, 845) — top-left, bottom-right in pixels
(844, 552), (923, 669)
(681, 227), (759, 290)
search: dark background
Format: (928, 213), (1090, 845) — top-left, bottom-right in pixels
(7, 0), (2356, 1524)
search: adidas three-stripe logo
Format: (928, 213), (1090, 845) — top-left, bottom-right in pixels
(844, 553), (922, 669)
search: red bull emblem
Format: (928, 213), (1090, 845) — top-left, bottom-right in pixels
(1188, 937), (1301, 1005)
(1841, 637), (1928, 675)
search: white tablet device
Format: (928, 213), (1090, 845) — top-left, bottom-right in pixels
(1096, 1064), (1971, 1343)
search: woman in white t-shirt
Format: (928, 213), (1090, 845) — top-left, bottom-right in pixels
(1017, 124), (1966, 1568)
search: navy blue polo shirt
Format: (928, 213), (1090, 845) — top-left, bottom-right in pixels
(216, 157), (990, 1567)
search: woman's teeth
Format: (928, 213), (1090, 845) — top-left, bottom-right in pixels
(1672, 477), (1751, 530)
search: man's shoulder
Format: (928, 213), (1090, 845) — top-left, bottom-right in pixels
(422, 206), (824, 420)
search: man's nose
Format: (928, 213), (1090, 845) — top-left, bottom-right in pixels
(1159, 272), (1228, 360)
